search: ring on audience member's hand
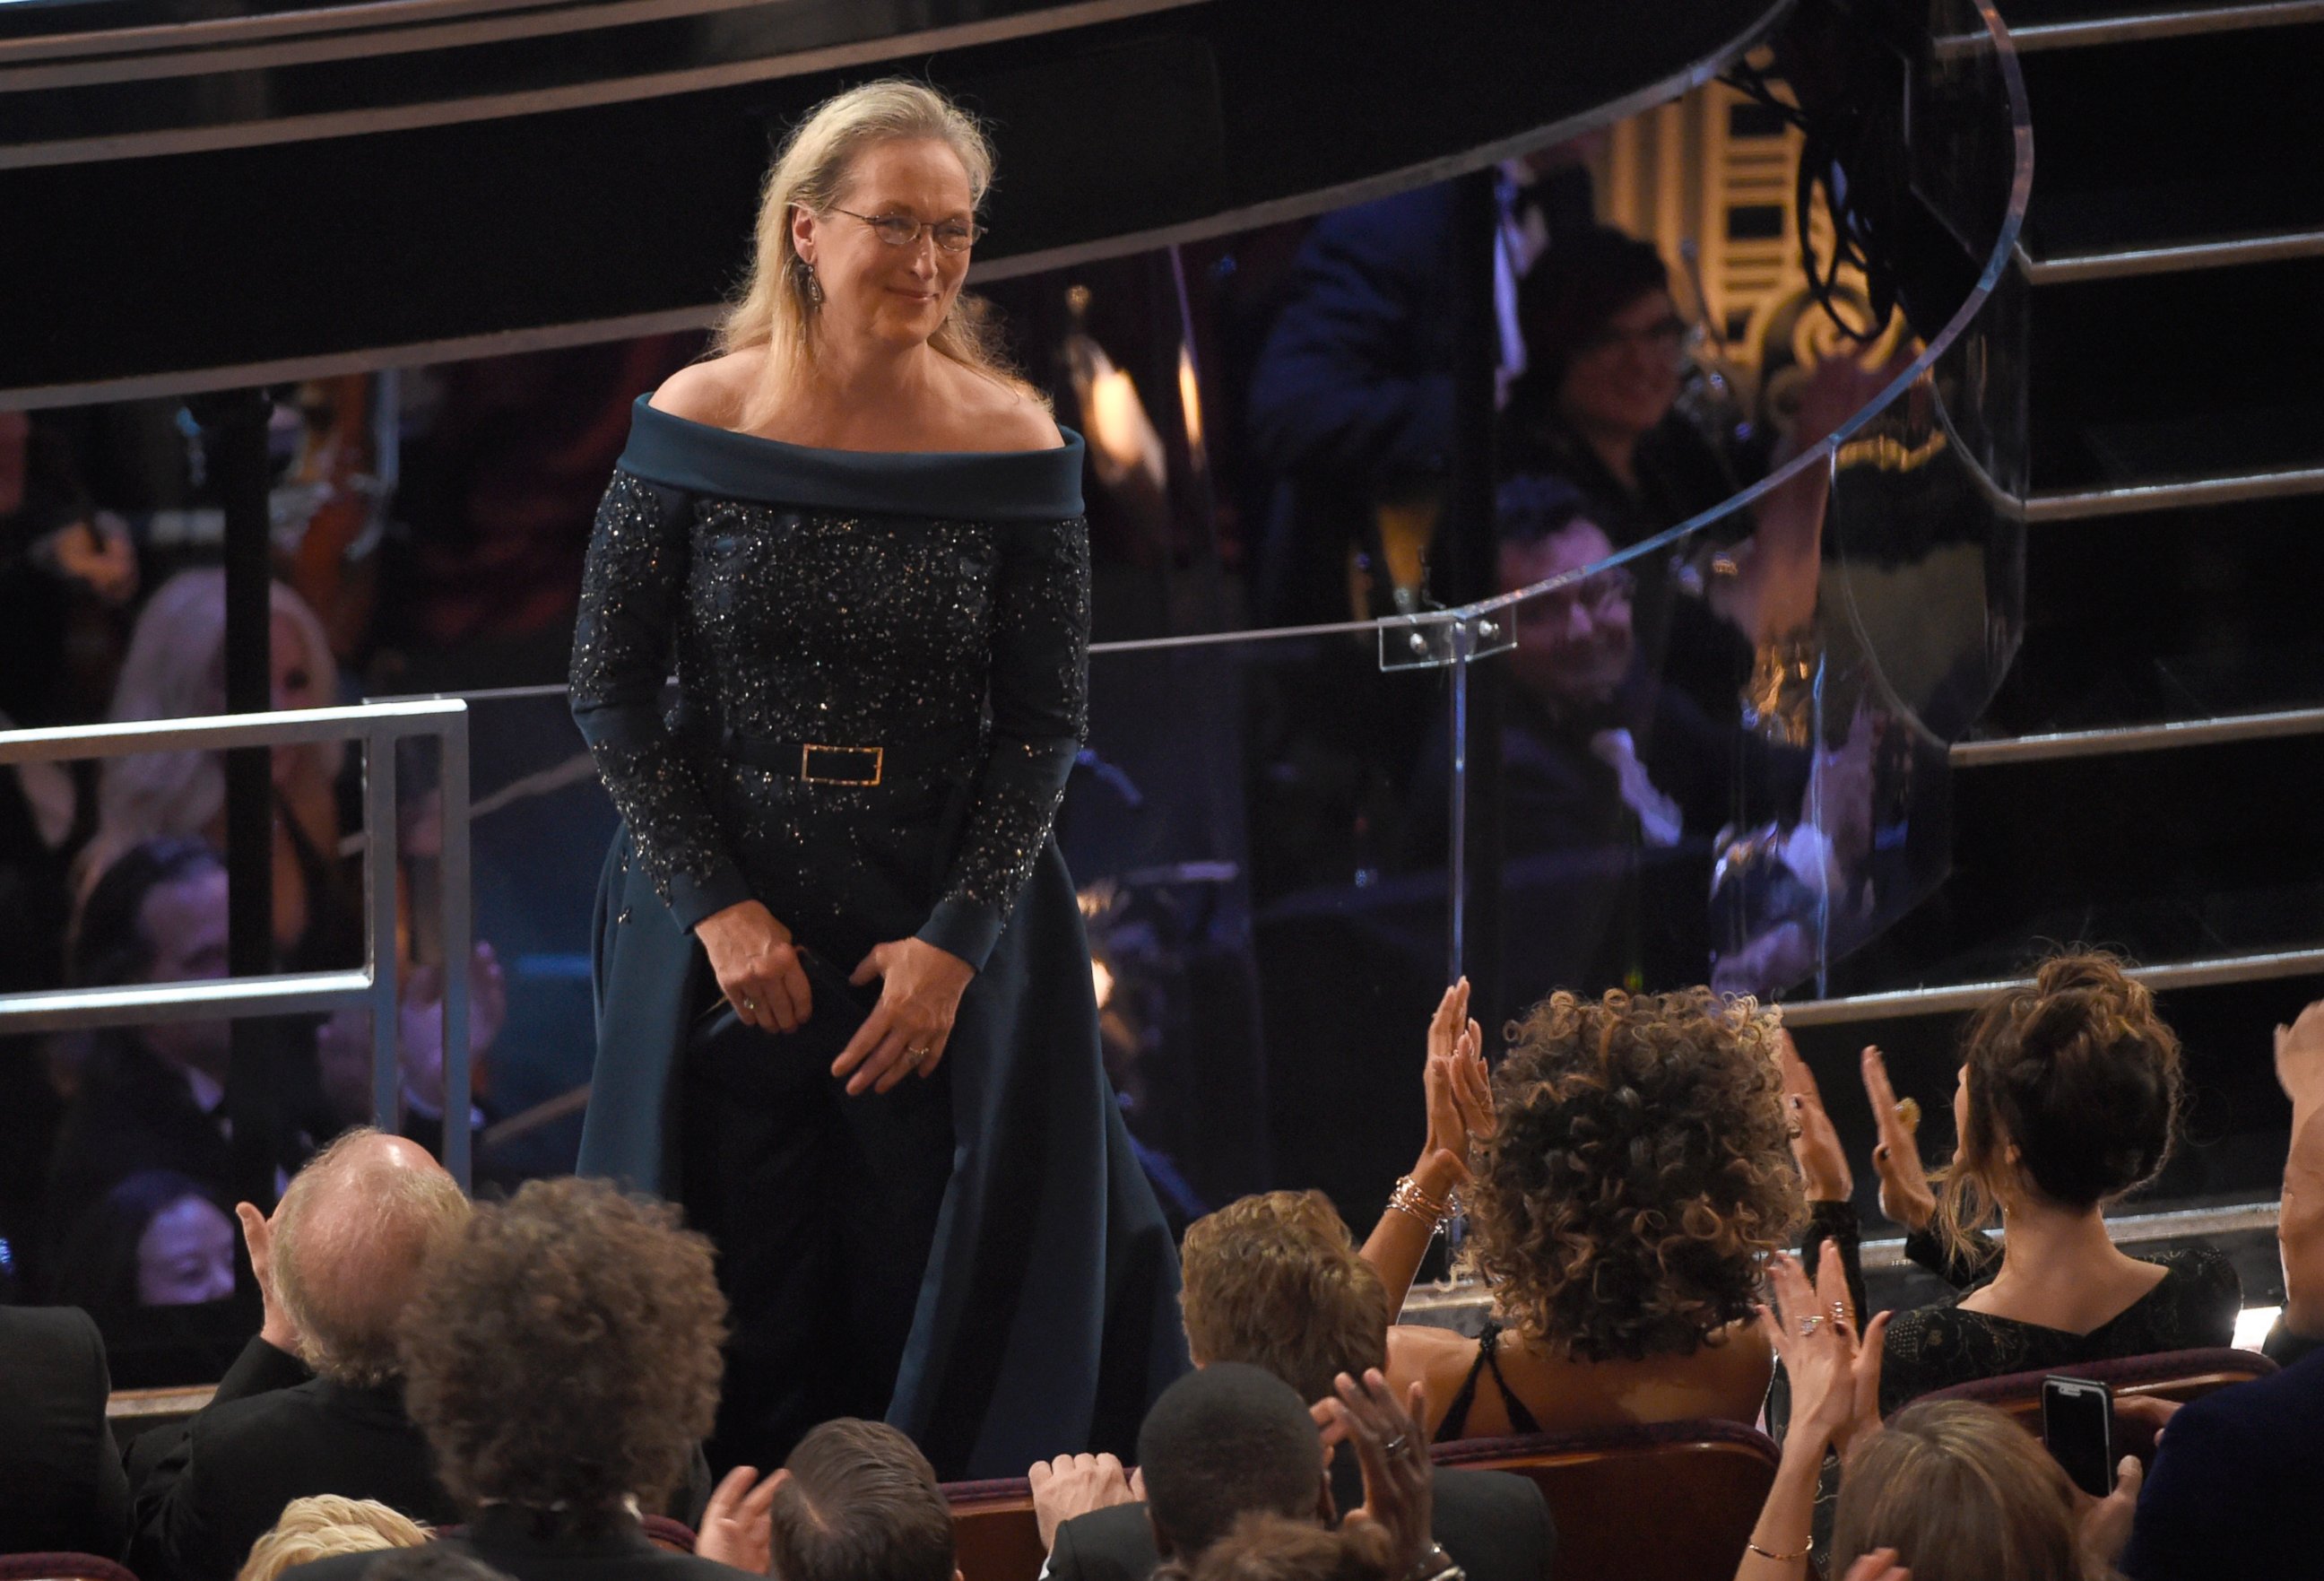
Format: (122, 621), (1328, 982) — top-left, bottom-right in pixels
(1895, 1097), (1921, 1133)
(742, 996), (757, 1011)
(1799, 1314), (1827, 1337)
(1831, 1301), (1848, 1324)
(905, 1046), (930, 1064)
(1383, 1434), (1409, 1457)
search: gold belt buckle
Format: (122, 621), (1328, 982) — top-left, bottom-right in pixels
(799, 743), (883, 786)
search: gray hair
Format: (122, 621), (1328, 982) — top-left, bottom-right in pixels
(272, 1128), (470, 1387)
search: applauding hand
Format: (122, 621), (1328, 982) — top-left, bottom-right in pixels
(1760, 1244), (1888, 1462)
(1422, 978), (1495, 1180)
(1777, 1030), (1852, 1203)
(1860, 1046), (1935, 1230)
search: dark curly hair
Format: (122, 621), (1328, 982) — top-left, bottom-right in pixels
(395, 1177), (725, 1533)
(1938, 951), (2182, 1262)
(1461, 987), (1803, 1362)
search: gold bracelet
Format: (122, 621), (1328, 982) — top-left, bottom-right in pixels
(1388, 1174), (1454, 1230)
(1745, 1536), (1812, 1562)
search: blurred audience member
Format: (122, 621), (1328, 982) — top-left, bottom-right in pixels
(128, 1129), (470, 1581)
(0, 1301), (133, 1555)
(1500, 229), (1735, 550)
(1183, 1514), (1396, 1581)
(1408, 480), (1751, 868)
(79, 569), (358, 971)
(2115, 998), (2324, 1579)
(1053, 1363), (1435, 1581)
(236, 1497), (431, 1581)
(363, 1549), (519, 1581)
(1244, 149), (1595, 628)
(277, 1177), (753, 1581)
(1040, 1192), (1555, 1581)
(1374, 982), (1799, 1438)
(45, 838), (318, 1245)
(52, 1168), (237, 1312)
(1782, 951), (2237, 1426)
(1830, 1400), (2133, 1581)
(764, 1420), (953, 1581)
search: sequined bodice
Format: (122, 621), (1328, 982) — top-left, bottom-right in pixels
(570, 399), (1090, 969)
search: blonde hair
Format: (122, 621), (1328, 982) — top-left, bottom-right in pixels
(710, 78), (1034, 414)
(272, 1127), (473, 1387)
(77, 569), (343, 901)
(1832, 1401), (2089, 1581)
(236, 1495), (429, 1581)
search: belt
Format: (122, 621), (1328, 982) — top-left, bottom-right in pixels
(672, 708), (977, 788)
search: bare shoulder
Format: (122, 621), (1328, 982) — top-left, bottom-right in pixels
(648, 352), (762, 426)
(942, 361), (1064, 451)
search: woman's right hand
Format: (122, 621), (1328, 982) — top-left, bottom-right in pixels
(1860, 1046), (1935, 1230)
(696, 899), (812, 1033)
(1760, 1244), (1889, 1461)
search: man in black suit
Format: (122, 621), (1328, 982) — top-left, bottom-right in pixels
(2120, 1015), (2324, 1580)
(0, 1303), (132, 1555)
(278, 1177), (768, 1581)
(1031, 1192), (1556, 1581)
(126, 1127), (471, 1581)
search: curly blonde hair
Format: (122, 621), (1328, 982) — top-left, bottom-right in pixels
(1461, 987), (1803, 1362)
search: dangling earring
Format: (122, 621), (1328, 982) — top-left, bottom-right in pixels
(803, 262), (823, 307)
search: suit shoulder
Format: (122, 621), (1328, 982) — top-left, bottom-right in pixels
(0, 1304), (109, 1389)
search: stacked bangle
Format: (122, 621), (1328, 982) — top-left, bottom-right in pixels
(1388, 1174), (1459, 1231)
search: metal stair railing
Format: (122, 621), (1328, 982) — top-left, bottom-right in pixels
(0, 698), (476, 1189)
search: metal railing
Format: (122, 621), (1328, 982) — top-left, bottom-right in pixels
(0, 699), (476, 1188)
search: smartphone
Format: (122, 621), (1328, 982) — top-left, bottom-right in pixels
(2042, 1376), (2114, 1497)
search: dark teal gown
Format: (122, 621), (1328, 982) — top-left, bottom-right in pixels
(570, 395), (1186, 1478)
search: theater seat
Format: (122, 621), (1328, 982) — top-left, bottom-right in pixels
(1918, 1346), (2280, 1457)
(942, 1479), (1044, 1581)
(0, 1556), (140, 1581)
(639, 1516), (698, 1555)
(1430, 1418), (1782, 1581)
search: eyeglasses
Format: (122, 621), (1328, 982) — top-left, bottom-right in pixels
(829, 208), (984, 254)
(1521, 566), (1637, 622)
(1574, 317), (1689, 359)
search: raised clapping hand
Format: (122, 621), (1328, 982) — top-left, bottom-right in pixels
(232, 1196), (299, 1356)
(832, 935), (975, 1097)
(1319, 1368), (1435, 1576)
(696, 1464), (782, 1575)
(1860, 1046), (1935, 1230)
(697, 899), (815, 1034)
(1777, 1029), (1852, 1203)
(1760, 1244), (1889, 1462)
(1423, 978), (1496, 1178)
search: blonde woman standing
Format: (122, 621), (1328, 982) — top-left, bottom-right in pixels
(571, 78), (1184, 1478)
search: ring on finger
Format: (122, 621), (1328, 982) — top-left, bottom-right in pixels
(1831, 1301), (1849, 1325)
(904, 1046), (930, 1065)
(1799, 1314), (1827, 1337)
(742, 995), (756, 1011)
(1382, 1433), (1409, 1457)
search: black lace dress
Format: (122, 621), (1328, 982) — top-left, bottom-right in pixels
(569, 396), (1184, 1478)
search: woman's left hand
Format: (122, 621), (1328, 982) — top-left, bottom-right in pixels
(834, 937), (975, 1096)
(1423, 978), (1494, 1173)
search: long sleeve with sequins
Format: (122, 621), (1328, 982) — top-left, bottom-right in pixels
(569, 471), (755, 933)
(915, 517), (1091, 970)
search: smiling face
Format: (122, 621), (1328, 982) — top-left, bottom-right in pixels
(1502, 517), (1636, 708)
(793, 136), (976, 352)
(1556, 289), (1686, 443)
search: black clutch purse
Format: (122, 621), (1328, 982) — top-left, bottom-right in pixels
(687, 948), (880, 1106)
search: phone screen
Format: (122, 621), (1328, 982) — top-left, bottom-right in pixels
(2042, 1376), (2114, 1497)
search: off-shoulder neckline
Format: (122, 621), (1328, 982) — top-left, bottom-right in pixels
(617, 395), (1086, 520)
(639, 395), (1076, 459)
